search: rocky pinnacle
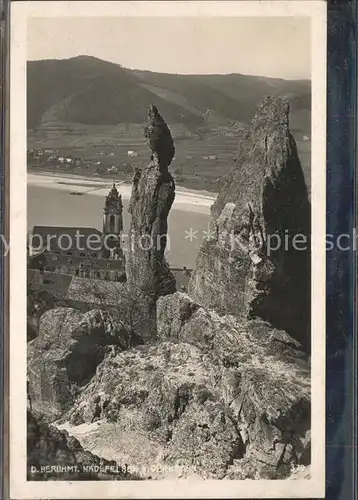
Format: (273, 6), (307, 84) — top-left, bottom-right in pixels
(189, 96), (311, 350)
(125, 105), (176, 340)
(144, 104), (175, 171)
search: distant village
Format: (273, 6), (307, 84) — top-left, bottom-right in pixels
(27, 147), (137, 176)
(27, 147), (223, 177)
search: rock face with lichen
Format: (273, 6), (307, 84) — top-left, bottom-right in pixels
(125, 105), (177, 340)
(189, 97), (310, 350)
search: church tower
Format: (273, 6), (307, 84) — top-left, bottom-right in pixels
(103, 183), (123, 234)
(102, 183), (123, 259)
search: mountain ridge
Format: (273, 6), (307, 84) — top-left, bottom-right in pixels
(27, 56), (311, 136)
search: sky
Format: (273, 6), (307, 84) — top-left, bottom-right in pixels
(27, 17), (311, 79)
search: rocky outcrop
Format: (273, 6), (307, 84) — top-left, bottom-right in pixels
(61, 292), (310, 480)
(156, 292), (311, 479)
(125, 105), (176, 340)
(27, 308), (125, 419)
(189, 97), (311, 349)
(27, 410), (139, 480)
(67, 341), (244, 479)
(144, 104), (175, 171)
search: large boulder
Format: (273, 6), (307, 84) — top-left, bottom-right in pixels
(189, 97), (311, 349)
(125, 105), (176, 340)
(27, 308), (123, 419)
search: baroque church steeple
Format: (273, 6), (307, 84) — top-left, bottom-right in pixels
(102, 183), (123, 260)
(103, 182), (123, 235)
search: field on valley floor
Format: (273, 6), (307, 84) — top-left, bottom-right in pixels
(28, 124), (311, 195)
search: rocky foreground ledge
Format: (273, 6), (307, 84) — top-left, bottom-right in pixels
(54, 291), (310, 481)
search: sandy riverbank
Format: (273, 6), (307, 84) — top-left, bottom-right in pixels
(27, 171), (216, 215)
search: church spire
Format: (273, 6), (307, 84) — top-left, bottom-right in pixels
(103, 182), (123, 234)
(101, 183), (124, 261)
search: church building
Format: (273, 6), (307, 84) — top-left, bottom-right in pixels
(28, 183), (126, 282)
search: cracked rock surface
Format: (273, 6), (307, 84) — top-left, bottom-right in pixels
(189, 96), (311, 350)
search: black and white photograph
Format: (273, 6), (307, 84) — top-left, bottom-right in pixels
(9, 1), (326, 498)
